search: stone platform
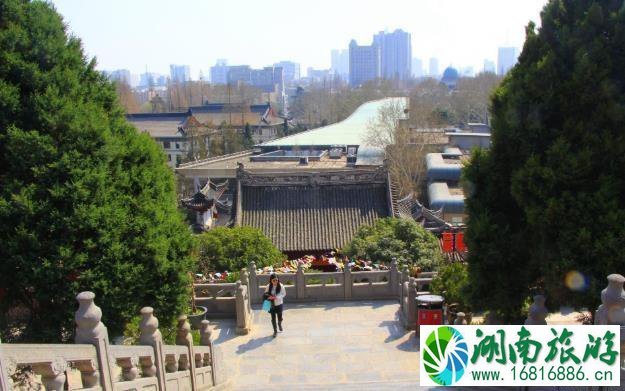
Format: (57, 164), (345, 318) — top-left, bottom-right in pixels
(210, 300), (420, 390)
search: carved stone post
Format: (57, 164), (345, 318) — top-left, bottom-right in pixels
(296, 263), (306, 300)
(525, 295), (548, 325)
(116, 357), (139, 382)
(399, 266), (409, 322)
(343, 263), (352, 300)
(31, 359), (67, 391)
(235, 282), (251, 335)
(390, 258), (398, 297)
(200, 320), (220, 386)
(595, 274), (625, 381)
(240, 269), (252, 315)
(139, 307), (167, 390)
(0, 338), (12, 391)
(74, 291), (113, 390)
(176, 315), (197, 390)
(248, 262), (259, 303)
(407, 278), (418, 331)
(454, 312), (468, 325)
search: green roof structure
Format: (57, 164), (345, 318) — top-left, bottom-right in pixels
(261, 97), (408, 148)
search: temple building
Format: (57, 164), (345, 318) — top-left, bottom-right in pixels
(177, 98), (409, 256)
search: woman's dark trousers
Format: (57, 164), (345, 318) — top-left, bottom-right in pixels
(270, 304), (283, 332)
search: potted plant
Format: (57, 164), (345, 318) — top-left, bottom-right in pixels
(187, 273), (207, 329)
(430, 262), (472, 324)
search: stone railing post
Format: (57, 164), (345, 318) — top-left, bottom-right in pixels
(176, 315), (197, 390)
(296, 263), (306, 300)
(344, 263), (352, 300)
(594, 274), (625, 381)
(240, 269), (252, 315)
(139, 307), (167, 390)
(524, 295), (548, 325)
(400, 266), (409, 313)
(407, 277), (418, 331)
(390, 258), (398, 297)
(1, 339), (12, 391)
(74, 291), (114, 390)
(235, 282), (251, 335)
(247, 262), (259, 303)
(454, 312), (468, 325)
(200, 320), (224, 386)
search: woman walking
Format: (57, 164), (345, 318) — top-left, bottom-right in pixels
(266, 273), (286, 337)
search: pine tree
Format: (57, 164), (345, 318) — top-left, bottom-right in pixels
(464, 0), (625, 321)
(0, 0), (194, 341)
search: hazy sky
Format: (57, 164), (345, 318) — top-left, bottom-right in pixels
(50, 0), (549, 78)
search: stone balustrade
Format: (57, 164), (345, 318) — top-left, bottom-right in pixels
(193, 261), (434, 331)
(246, 259), (422, 304)
(0, 292), (227, 391)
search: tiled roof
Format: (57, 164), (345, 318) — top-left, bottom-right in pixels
(190, 103), (270, 114)
(126, 112), (190, 138)
(240, 184), (390, 252)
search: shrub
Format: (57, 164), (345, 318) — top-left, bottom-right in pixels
(431, 262), (471, 311)
(195, 226), (284, 273)
(343, 217), (443, 271)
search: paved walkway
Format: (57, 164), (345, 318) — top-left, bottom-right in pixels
(210, 300), (420, 390)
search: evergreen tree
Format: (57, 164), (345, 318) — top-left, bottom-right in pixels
(243, 123), (254, 148)
(344, 218), (442, 271)
(0, 0), (194, 341)
(464, 0), (625, 321)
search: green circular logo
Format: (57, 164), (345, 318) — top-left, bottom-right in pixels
(422, 326), (469, 385)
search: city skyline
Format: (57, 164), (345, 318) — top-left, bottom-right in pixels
(51, 0), (548, 79)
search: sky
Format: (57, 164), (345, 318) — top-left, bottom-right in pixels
(50, 0), (549, 79)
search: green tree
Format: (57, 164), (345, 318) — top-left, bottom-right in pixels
(195, 227), (284, 273)
(0, 0), (194, 342)
(243, 123), (254, 149)
(464, 0), (625, 322)
(343, 218), (442, 270)
(431, 262), (471, 311)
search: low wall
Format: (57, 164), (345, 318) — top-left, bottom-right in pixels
(194, 283), (238, 319)
(193, 261), (434, 331)
(0, 292), (227, 391)
(193, 281), (253, 335)
(248, 263), (401, 303)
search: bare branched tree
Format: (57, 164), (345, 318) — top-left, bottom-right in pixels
(366, 99), (442, 199)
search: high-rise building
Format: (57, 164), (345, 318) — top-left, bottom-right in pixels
(227, 65), (252, 84)
(483, 59), (496, 74)
(373, 29), (412, 81)
(274, 61), (300, 84)
(412, 58), (424, 78)
(331, 49), (349, 80)
(170, 64), (191, 83)
(497, 47), (518, 75)
(428, 58), (439, 77)
(106, 69), (131, 85)
(210, 59), (229, 84)
(251, 66), (284, 93)
(139, 72), (154, 87)
(349, 39), (381, 87)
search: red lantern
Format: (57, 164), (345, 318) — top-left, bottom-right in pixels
(455, 232), (467, 252)
(442, 232), (454, 253)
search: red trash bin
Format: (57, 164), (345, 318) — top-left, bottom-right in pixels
(416, 294), (444, 335)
